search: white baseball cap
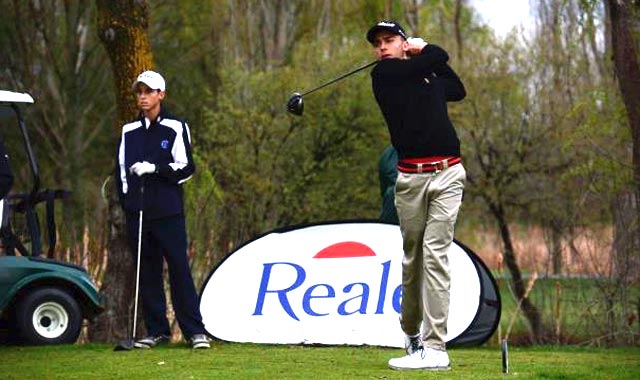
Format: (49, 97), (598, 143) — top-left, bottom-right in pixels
(132, 70), (166, 92)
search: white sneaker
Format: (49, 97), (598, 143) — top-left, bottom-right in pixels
(388, 347), (451, 371)
(189, 334), (210, 349)
(404, 333), (422, 355)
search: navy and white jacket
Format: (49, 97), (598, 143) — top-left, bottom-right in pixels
(116, 106), (195, 220)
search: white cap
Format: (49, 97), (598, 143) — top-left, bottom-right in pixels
(132, 70), (166, 92)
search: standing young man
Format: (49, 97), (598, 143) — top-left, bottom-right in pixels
(367, 21), (466, 370)
(116, 70), (209, 349)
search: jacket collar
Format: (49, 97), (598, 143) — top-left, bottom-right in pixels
(139, 105), (170, 129)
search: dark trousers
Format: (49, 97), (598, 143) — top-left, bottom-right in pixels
(126, 213), (205, 339)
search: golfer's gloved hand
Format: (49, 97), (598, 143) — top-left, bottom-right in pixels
(407, 37), (426, 46)
(407, 37), (427, 56)
(130, 161), (156, 176)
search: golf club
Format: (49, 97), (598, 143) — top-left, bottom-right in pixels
(287, 60), (377, 116)
(501, 338), (509, 373)
(114, 182), (144, 351)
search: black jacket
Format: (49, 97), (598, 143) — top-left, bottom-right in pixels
(116, 107), (195, 220)
(371, 44), (466, 159)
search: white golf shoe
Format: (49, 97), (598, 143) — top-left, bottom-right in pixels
(404, 333), (422, 355)
(388, 347), (451, 371)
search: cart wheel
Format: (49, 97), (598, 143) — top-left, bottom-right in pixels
(16, 287), (82, 345)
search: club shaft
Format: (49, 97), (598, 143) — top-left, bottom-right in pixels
(133, 183), (144, 339)
(133, 209), (142, 338)
(299, 60), (377, 97)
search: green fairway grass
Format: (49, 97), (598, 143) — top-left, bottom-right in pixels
(1, 342), (638, 380)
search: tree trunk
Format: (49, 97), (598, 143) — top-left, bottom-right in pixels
(453, 0), (464, 61)
(403, 0), (420, 35)
(607, 4), (640, 334)
(607, 0), (640, 242)
(612, 191), (639, 282)
(489, 201), (544, 342)
(550, 222), (563, 275)
(90, 0), (155, 342)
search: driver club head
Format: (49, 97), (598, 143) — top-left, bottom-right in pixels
(287, 92), (304, 116)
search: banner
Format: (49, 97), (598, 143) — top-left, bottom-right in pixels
(200, 221), (500, 347)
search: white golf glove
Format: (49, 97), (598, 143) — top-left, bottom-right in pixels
(407, 37), (427, 47)
(130, 161), (156, 176)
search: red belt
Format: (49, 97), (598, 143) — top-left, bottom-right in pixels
(397, 157), (461, 174)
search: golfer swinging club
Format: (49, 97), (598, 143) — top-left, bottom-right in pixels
(116, 70), (209, 349)
(367, 21), (466, 370)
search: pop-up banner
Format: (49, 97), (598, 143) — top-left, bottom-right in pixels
(200, 221), (500, 347)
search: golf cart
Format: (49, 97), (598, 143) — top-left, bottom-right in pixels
(0, 90), (104, 345)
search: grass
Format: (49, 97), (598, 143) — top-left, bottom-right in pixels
(1, 342), (639, 380)
(2, 271), (637, 378)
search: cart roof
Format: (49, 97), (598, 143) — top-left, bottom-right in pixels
(0, 90), (34, 104)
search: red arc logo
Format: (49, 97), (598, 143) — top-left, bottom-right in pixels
(313, 241), (376, 258)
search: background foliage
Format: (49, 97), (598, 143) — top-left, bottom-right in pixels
(0, 0), (638, 345)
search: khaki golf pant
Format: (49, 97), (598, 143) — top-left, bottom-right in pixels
(394, 163), (465, 351)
